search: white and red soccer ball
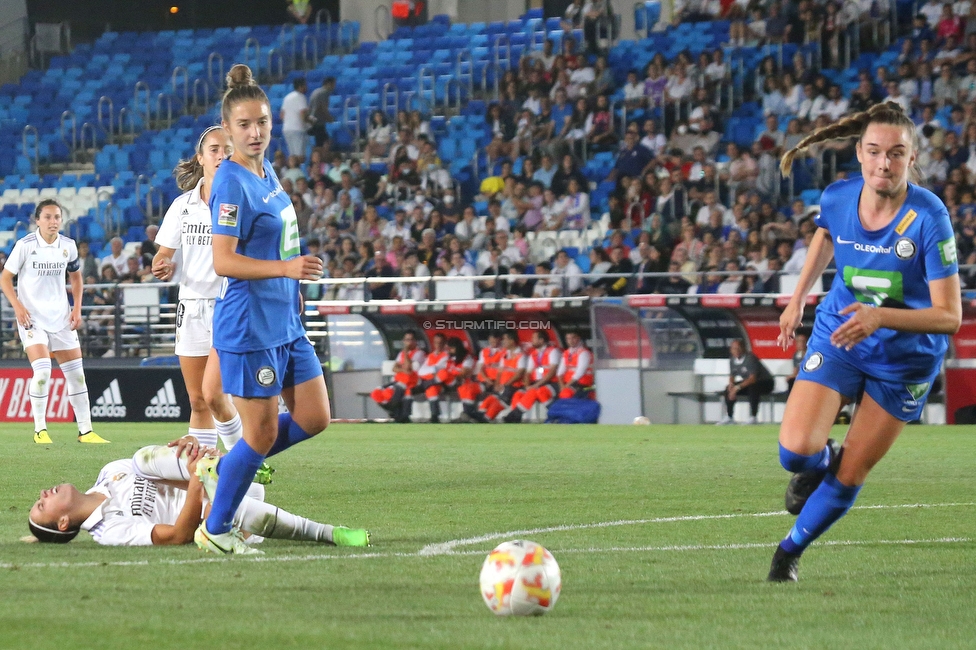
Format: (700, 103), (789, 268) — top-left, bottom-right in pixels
(479, 540), (561, 616)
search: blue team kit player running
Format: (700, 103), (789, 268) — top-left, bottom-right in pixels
(768, 101), (960, 581)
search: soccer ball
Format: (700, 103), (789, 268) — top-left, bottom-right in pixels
(479, 540), (561, 616)
(633, 416), (651, 425)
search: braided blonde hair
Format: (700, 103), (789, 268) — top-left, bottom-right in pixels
(780, 102), (921, 183)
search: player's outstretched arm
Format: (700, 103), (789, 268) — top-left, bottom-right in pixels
(150, 446), (207, 546)
(830, 274), (962, 349)
(778, 228), (834, 349)
(212, 234), (322, 280)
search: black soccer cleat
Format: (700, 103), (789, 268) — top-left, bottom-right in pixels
(784, 438), (842, 515)
(767, 546), (801, 582)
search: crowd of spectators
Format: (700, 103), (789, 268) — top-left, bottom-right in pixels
(60, 1), (976, 305)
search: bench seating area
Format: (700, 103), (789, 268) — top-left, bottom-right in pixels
(667, 358), (795, 425)
(357, 360), (549, 423)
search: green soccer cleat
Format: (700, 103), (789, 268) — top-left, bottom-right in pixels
(254, 461), (275, 485)
(194, 522), (263, 555)
(78, 431), (110, 444)
(195, 455), (220, 503)
(33, 429), (52, 444)
(332, 526), (370, 547)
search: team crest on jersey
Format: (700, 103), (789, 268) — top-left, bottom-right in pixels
(62, 249), (68, 257)
(803, 352), (823, 372)
(895, 237), (916, 260)
(256, 366), (276, 387)
(217, 203), (239, 227)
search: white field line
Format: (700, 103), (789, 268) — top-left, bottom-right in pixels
(1, 502), (972, 571)
(417, 502), (976, 556)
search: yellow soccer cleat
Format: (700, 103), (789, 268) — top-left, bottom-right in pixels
(78, 431), (111, 444)
(33, 430), (52, 444)
(194, 522), (263, 555)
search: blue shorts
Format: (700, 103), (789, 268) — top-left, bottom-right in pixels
(796, 337), (939, 422)
(218, 336), (323, 398)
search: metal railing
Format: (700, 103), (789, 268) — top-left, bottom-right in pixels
(97, 95), (114, 144)
(455, 50), (474, 98)
(117, 107), (136, 140)
(244, 37), (261, 79)
(20, 124), (38, 173)
(155, 93), (174, 129)
(145, 186), (165, 222)
(171, 66), (189, 110)
(381, 82), (399, 117)
(302, 33), (319, 69)
(207, 51), (225, 90)
(133, 81), (151, 127)
(343, 97), (362, 152)
(279, 23), (297, 69)
(191, 78), (211, 113)
(266, 48), (285, 82)
(60, 110), (77, 155)
(79, 122), (96, 161)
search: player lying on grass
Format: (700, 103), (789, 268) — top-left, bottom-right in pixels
(26, 436), (369, 549)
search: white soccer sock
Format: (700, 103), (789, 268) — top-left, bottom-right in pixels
(29, 358), (52, 432)
(246, 482), (265, 501)
(60, 359), (92, 434)
(188, 427), (218, 448)
(132, 445), (190, 481)
(215, 413), (243, 451)
(235, 497), (334, 543)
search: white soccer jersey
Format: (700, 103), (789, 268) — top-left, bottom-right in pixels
(5, 232), (78, 333)
(80, 459), (187, 546)
(156, 179), (222, 300)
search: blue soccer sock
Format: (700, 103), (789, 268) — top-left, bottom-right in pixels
(779, 473), (862, 554)
(206, 440), (265, 535)
(779, 442), (831, 473)
(266, 413), (313, 458)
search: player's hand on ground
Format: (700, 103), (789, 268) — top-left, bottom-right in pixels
(13, 303), (32, 329)
(831, 302), (881, 350)
(778, 301), (803, 349)
(284, 255), (324, 281)
(151, 257), (175, 281)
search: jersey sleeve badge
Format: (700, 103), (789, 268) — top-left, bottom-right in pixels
(938, 237), (957, 267)
(217, 203), (239, 227)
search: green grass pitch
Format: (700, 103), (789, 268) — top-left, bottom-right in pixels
(0, 422), (973, 649)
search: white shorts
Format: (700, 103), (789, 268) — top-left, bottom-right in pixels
(18, 323), (80, 352)
(175, 299), (215, 357)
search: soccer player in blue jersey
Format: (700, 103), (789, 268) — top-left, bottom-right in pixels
(768, 102), (961, 581)
(193, 64), (367, 554)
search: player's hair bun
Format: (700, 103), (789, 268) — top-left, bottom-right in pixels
(226, 64), (256, 90)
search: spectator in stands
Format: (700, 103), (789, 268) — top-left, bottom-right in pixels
(485, 103), (516, 161)
(592, 245), (633, 297)
(307, 77), (335, 148)
(287, 0), (312, 24)
(77, 240), (98, 280)
(658, 259), (692, 293)
(476, 247), (507, 296)
(367, 111), (392, 158)
(609, 127), (654, 183)
(552, 249), (583, 295)
(717, 261), (746, 294)
(762, 76), (790, 118)
(281, 77), (309, 161)
(561, 178), (591, 231)
(719, 338), (774, 425)
(101, 237), (129, 277)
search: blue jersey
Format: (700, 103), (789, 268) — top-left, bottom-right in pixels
(813, 177), (958, 380)
(210, 159), (304, 353)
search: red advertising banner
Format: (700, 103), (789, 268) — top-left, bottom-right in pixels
(0, 368), (74, 423)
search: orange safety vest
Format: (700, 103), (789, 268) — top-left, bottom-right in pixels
(478, 347), (505, 383)
(529, 345), (561, 383)
(419, 350), (449, 379)
(394, 348), (424, 386)
(498, 349), (525, 387)
(561, 346), (594, 385)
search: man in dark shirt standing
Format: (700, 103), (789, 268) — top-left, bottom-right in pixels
(720, 338), (774, 425)
(307, 77), (336, 149)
